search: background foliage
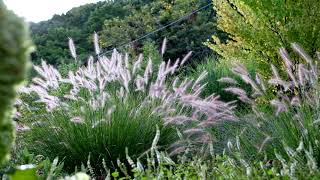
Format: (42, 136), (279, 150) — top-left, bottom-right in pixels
(30, 0), (226, 66)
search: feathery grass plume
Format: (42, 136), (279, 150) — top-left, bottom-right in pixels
(255, 74), (266, 92)
(161, 37), (167, 56)
(279, 48), (298, 88)
(188, 57), (254, 108)
(218, 77), (238, 85)
(292, 43), (313, 65)
(298, 64), (308, 85)
(157, 75), (237, 155)
(270, 64), (281, 80)
(94, 32), (100, 55)
(224, 87), (252, 104)
(231, 63), (262, 96)
(180, 51), (193, 66)
(292, 43), (318, 82)
(270, 99), (288, 116)
(290, 96), (301, 107)
(70, 116), (85, 124)
(279, 48), (293, 68)
(68, 38), (77, 59)
(224, 44), (320, 116)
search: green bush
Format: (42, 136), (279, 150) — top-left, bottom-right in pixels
(0, 1), (33, 163)
(141, 40), (162, 67)
(206, 0), (320, 77)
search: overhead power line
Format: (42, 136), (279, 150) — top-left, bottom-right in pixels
(97, 2), (212, 57)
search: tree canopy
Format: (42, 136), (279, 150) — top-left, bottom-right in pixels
(206, 0), (320, 76)
(30, 0), (224, 66)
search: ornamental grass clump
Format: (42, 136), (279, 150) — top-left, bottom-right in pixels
(221, 44), (320, 174)
(18, 35), (237, 173)
(18, 37), (173, 173)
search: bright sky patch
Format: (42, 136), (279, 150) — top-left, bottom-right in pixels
(3, 0), (103, 22)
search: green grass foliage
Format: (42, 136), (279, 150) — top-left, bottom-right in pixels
(23, 94), (175, 173)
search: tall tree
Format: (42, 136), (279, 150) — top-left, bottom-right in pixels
(206, 0), (320, 76)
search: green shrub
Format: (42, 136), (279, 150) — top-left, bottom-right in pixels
(0, 1), (33, 163)
(142, 40), (162, 63)
(206, 0), (320, 77)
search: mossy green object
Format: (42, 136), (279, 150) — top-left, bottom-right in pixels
(0, 1), (33, 163)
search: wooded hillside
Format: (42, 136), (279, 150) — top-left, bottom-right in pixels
(30, 0), (225, 65)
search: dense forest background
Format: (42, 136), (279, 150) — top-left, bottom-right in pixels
(30, 0), (226, 66)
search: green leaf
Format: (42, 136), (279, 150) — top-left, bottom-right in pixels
(9, 165), (37, 180)
(112, 171), (119, 178)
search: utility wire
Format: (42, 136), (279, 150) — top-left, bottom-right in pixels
(97, 2), (212, 57)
